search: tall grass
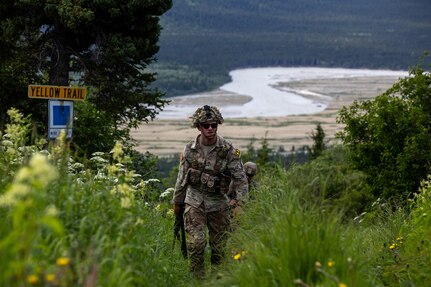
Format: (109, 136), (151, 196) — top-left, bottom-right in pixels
(208, 158), (428, 286)
(211, 165), (369, 286)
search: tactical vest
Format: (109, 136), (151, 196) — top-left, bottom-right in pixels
(186, 144), (232, 194)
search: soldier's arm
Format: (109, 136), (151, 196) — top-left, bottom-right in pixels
(172, 147), (190, 205)
(226, 147), (248, 202)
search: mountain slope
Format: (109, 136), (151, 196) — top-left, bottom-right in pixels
(153, 0), (431, 96)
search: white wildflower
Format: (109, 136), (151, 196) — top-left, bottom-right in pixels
(91, 152), (105, 157)
(94, 171), (107, 180)
(1, 140), (13, 147)
(160, 188), (174, 199)
(90, 156), (108, 164)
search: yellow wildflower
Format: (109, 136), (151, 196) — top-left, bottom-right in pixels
(111, 141), (124, 162)
(327, 260), (335, 267)
(118, 183), (133, 196)
(339, 283), (348, 287)
(120, 197), (132, 208)
(155, 204), (161, 211)
(27, 274), (39, 284)
(45, 205), (60, 217)
(107, 164), (119, 175)
(389, 243), (396, 250)
(167, 209), (174, 218)
(45, 273), (56, 282)
(135, 218), (145, 226)
(28, 153), (59, 186)
(233, 253), (241, 260)
(0, 183), (30, 207)
(56, 257), (70, 266)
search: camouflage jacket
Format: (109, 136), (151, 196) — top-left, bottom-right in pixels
(172, 135), (248, 212)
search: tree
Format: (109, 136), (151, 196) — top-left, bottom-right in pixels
(306, 123), (326, 160)
(337, 55), (431, 201)
(0, 0), (172, 153)
(256, 135), (271, 167)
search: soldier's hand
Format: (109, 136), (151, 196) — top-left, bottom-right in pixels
(229, 199), (238, 207)
(173, 203), (184, 215)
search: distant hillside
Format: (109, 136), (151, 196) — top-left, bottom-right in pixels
(152, 0), (431, 96)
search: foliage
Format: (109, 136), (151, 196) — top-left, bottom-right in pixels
(256, 136), (272, 167)
(0, 109), (190, 286)
(306, 123), (327, 160)
(0, 0), (172, 152)
(128, 149), (160, 180)
(149, 63), (230, 97)
(287, 145), (374, 217)
(337, 57), (431, 201)
(370, 176), (431, 286)
(72, 101), (122, 156)
(0, 63), (45, 132)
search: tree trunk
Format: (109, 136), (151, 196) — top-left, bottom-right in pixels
(49, 27), (70, 86)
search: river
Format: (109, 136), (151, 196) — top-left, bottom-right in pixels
(157, 67), (408, 119)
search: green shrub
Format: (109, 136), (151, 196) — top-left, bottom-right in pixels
(288, 145), (374, 217)
(337, 57), (431, 201)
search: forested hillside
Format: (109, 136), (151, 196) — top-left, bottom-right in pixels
(153, 0), (431, 96)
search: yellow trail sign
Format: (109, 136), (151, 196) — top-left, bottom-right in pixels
(28, 85), (86, 101)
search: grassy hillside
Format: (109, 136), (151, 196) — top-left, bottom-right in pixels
(1, 114), (430, 286)
(153, 0), (431, 96)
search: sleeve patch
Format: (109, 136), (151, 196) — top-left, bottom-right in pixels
(234, 149), (241, 158)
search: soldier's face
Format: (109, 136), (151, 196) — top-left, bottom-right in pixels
(199, 121), (218, 139)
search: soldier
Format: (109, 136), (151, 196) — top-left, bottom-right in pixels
(227, 161), (258, 218)
(172, 105), (248, 278)
(243, 161), (258, 191)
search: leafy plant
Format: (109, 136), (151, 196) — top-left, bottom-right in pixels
(0, 0), (173, 153)
(337, 56), (431, 201)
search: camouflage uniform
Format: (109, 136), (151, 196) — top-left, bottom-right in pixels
(172, 106), (248, 278)
(227, 161), (258, 200)
(243, 161), (258, 191)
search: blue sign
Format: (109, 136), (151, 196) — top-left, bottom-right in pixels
(53, 106), (71, 126)
(48, 100), (74, 139)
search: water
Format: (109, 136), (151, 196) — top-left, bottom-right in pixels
(157, 67), (407, 119)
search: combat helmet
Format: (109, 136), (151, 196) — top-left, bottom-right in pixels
(243, 162), (257, 177)
(191, 105), (224, 128)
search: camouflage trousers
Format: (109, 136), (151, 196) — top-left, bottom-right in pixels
(184, 203), (230, 278)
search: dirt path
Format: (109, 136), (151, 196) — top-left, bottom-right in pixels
(131, 76), (401, 157)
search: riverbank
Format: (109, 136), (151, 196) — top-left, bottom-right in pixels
(131, 67), (407, 156)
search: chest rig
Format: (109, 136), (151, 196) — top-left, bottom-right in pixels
(186, 144), (231, 193)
